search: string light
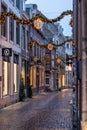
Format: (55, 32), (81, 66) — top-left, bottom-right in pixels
(29, 38), (74, 49)
(0, 10), (73, 29)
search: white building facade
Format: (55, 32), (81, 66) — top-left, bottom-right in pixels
(0, 0), (26, 107)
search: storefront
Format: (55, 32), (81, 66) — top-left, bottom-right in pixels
(30, 65), (44, 92)
(3, 57), (11, 96)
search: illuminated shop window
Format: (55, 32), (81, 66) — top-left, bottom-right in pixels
(14, 64), (18, 92)
(30, 66), (36, 87)
(33, 66), (36, 87)
(14, 55), (19, 92)
(30, 66), (33, 86)
(62, 75), (65, 87)
(3, 59), (10, 96)
(58, 74), (62, 88)
(40, 68), (44, 86)
(21, 60), (26, 86)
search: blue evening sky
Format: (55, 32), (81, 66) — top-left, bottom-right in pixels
(26, 0), (73, 36)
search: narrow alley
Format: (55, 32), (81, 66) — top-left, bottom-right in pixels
(0, 89), (73, 130)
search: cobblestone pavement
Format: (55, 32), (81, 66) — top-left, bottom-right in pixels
(0, 89), (73, 130)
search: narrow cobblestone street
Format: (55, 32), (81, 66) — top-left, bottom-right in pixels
(0, 89), (73, 130)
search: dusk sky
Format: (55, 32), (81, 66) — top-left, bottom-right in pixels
(26, 0), (73, 36)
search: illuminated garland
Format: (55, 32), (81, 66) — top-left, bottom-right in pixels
(51, 57), (65, 63)
(56, 57), (65, 64)
(0, 10), (73, 25)
(29, 38), (74, 49)
(55, 39), (74, 47)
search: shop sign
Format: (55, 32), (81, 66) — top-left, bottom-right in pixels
(2, 48), (12, 57)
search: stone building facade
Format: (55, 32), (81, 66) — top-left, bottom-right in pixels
(0, 0), (24, 108)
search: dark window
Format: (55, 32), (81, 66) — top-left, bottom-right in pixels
(16, 0), (20, 9)
(16, 23), (20, 44)
(66, 44), (69, 48)
(22, 26), (26, 49)
(1, 5), (7, 37)
(46, 78), (49, 84)
(27, 31), (29, 50)
(34, 44), (36, 56)
(37, 47), (39, 58)
(10, 0), (14, 4)
(26, 8), (30, 15)
(9, 17), (14, 41)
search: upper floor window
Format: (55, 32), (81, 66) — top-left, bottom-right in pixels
(16, 23), (20, 44)
(34, 44), (36, 56)
(26, 8), (30, 16)
(37, 46), (39, 58)
(1, 5), (7, 37)
(27, 31), (29, 50)
(22, 26), (26, 49)
(66, 44), (69, 49)
(16, 0), (20, 9)
(9, 17), (14, 41)
(11, 0), (14, 2)
(10, 0), (14, 5)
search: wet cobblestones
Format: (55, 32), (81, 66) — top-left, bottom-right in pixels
(0, 89), (73, 130)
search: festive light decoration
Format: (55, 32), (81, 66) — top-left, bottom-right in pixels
(56, 57), (65, 64)
(0, 10), (73, 29)
(33, 18), (44, 29)
(47, 43), (54, 50)
(28, 38), (74, 50)
(56, 58), (62, 64)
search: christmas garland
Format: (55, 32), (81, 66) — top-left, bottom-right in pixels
(0, 10), (73, 25)
(29, 38), (74, 49)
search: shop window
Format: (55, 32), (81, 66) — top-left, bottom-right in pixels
(46, 77), (49, 85)
(3, 57), (10, 96)
(13, 55), (19, 93)
(30, 67), (33, 86)
(30, 66), (36, 87)
(62, 75), (65, 87)
(40, 69), (44, 86)
(33, 66), (36, 87)
(21, 60), (26, 86)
